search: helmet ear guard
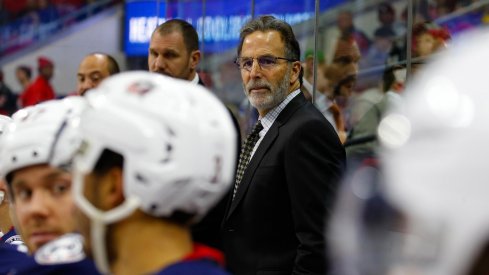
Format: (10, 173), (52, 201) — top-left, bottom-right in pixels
(0, 115), (11, 205)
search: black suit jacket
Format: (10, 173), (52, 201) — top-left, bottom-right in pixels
(222, 93), (346, 275)
(191, 74), (242, 249)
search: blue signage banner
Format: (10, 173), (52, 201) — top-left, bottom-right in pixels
(124, 0), (343, 56)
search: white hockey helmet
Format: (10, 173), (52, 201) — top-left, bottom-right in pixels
(330, 28), (489, 275)
(0, 115), (12, 205)
(73, 71), (236, 222)
(72, 71), (236, 273)
(0, 97), (87, 183)
(379, 28), (489, 275)
(0, 115), (11, 134)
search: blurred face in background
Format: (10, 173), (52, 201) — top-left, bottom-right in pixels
(15, 68), (31, 87)
(77, 54), (112, 96)
(39, 66), (54, 81)
(337, 11), (353, 32)
(415, 32), (437, 57)
(325, 39), (361, 98)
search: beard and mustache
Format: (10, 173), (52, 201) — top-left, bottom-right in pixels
(243, 70), (291, 113)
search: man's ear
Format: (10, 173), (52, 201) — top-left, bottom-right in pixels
(104, 167), (125, 208)
(189, 50), (201, 70)
(289, 61), (302, 85)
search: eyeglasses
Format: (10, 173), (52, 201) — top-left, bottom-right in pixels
(234, 55), (297, 71)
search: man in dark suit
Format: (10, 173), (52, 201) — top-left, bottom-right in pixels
(148, 19), (240, 250)
(222, 15), (346, 275)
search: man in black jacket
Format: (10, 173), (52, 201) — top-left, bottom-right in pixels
(222, 15), (346, 275)
(148, 19), (241, 250)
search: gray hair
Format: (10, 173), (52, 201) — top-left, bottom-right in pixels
(237, 15), (302, 83)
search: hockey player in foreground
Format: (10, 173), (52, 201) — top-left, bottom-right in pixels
(0, 97), (99, 274)
(70, 71), (236, 274)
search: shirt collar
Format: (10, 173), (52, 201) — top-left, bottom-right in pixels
(260, 89), (301, 131)
(191, 73), (199, 85)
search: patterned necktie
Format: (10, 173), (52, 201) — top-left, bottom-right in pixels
(233, 120), (263, 200)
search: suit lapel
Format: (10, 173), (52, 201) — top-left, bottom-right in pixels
(225, 93), (307, 220)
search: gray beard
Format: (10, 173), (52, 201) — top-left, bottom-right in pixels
(244, 71), (291, 113)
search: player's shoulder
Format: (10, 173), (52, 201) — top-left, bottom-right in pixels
(0, 243), (37, 275)
(155, 259), (230, 275)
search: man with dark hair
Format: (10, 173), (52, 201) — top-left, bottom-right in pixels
(324, 37), (361, 100)
(19, 56), (56, 107)
(148, 18), (242, 251)
(0, 70), (17, 115)
(69, 71), (234, 274)
(15, 65), (32, 91)
(77, 53), (120, 95)
(222, 15), (345, 275)
(0, 98), (99, 274)
(148, 19), (201, 83)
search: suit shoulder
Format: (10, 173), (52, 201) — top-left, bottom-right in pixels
(286, 102), (336, 132)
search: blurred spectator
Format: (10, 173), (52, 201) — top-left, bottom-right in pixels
(0, 69), (17, 115)
(331, 28), (489, 275)
(414, 0), (477, 22)
(19, 56), (56, 107)
(361, 27), (396, 69)
(323, 38), (362, 142)
(15, 65), (32, 91)
(2, 0), (28, 22)
(375, 2), (406, 39)
(412, 21), (451, 58)
(357, 26), (397, 92)
(347, 85), (384, 132)
(50, 0), (84, 17)
(325, 38), (361, 104)
(345, 65), (405, 160)
(37, 0), (58, 23)
(0, 0), (10, 26)
(36, 0), (59, 38)
(302, 49), (328, 98)
(302, 49), (346, 139)
(16, 0), (38, 21)
(325, 10), (370, 65)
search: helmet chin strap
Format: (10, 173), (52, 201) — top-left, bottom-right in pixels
(89, 197), (141, 275)
(91, 221), (110, 274)
(74, 168), (141, 274)
(0, 191), (5, 239)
